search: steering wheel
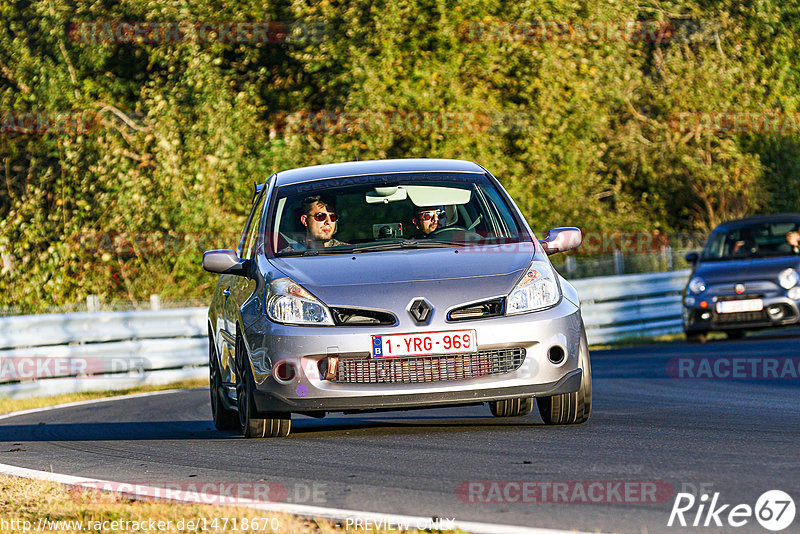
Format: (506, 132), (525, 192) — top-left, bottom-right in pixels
(430, 226), (482, 240)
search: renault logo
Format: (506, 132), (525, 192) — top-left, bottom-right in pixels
(408, 297), (433, 323)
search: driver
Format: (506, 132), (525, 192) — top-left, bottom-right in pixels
(785, 228), (800, 254)
(412, 206), (443, 236)
(285, 195), (348, 250)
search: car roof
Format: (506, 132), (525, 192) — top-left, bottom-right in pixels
(272, 158), (487, 186)
(714, 213), (800, 230)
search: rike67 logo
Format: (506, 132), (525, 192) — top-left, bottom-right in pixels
(668, 490), (796, 531)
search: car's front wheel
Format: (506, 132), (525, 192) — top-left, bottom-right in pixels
(536, 347), (592, 425)
(489, 397), (533, 417)
(236, 336), (291, 438)
(209, 337), (238, 431)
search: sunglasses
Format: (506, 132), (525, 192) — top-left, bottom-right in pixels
(417, 210), (442, 222)
(310, 211), (338, 222)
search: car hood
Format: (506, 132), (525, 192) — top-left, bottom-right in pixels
(267, 245), (535, 309)
(695, 256), (800, 283)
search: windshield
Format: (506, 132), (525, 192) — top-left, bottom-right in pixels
(701, 220), (800, 260)
(267, 172), (528, 256)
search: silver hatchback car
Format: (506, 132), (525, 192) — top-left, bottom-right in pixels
(203, 159), (591, 437)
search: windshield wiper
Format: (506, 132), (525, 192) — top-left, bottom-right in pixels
(278, 248), (351, 257)
(352, 240), (459, 253)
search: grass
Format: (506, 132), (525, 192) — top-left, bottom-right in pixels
(0, 377), (211, 416)
(0, 475), (457, 533)
(589, 332), (692, 350)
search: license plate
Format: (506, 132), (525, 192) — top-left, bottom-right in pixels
(716, 299), (763, 314)
(371, 330), (477, 358)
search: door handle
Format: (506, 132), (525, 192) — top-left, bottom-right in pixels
(223, 288), (231, 297)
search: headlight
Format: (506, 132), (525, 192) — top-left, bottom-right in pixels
(688, 276), (706, 294)
(779, 268), (799, 290)
(506, 261), (560, 315)
(266, 278), (334, 326)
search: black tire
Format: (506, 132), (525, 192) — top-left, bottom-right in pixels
(725, 330), (745, 340)
(209, 337), (238, 431)
(489, 397), (534, 417)
(235, 336), (291, 438)
(536, 346), (592, 425)
(686, 331), (708, 343)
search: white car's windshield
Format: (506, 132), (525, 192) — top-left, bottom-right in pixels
(268, 172), (527, 255)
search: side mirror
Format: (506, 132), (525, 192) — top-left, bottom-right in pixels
(539, 227), (582, 254)
(203, 249), (249, 276)
(685, 251), (699, 265)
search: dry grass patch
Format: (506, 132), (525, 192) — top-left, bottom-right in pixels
(0, 475), (456, 533)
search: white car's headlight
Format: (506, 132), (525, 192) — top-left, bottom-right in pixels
(506, 261), (560, 315)
(688, 276), (706, 294)
(266, 278), (334, 326)
(778, 268), (799, 290)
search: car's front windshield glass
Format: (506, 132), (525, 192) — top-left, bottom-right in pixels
(268, 172), (528, 256)
(701, 220), (800, 261)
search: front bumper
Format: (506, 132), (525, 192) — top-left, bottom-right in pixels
(241, 297), (586, 414)
(683, 294), (800, 332)
(254, 369), (582, 413)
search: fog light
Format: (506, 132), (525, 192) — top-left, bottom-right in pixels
(700, 312), (711, 320)
(273, 361), (297, 383)
(789, 287), (800, 300)
(548, 346), (566, 365)
(768, 306), (785, 320)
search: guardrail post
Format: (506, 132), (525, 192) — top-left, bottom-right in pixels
(613, 251), (625, 275)
(565, 255), (576, 276)
(150, 294), (161, 310)
(86, 294), (100, 312)
(663, 245), (673, 270)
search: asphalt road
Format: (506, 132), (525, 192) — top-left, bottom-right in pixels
(2, 334), (799, 534)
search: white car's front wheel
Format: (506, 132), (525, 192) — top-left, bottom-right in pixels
(236, 336), (291, 438)
(536, 349), (592, 425)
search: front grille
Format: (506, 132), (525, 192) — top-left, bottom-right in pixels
(333, 348), (525, 384)
(713, 310), (767, 324)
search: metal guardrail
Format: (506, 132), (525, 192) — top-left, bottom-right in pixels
(573, 269), (690, 344)
(0, 270), (691, 399)
(0, 308), (209, 399)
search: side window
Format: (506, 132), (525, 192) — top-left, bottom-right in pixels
(238, 188), (267, 259)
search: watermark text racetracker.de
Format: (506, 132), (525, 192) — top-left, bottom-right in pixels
(457, 19), (715, 43)
(1, 517), (281, 532)
(67, 21), (330, 44)
(669, 111), (800, 135)
(666, 357), (800, 379)
(457, 480), (674, 504)
(70, 480), (327, 506)
(0, 356), (148, 381)
(1, 110), (99, 134)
